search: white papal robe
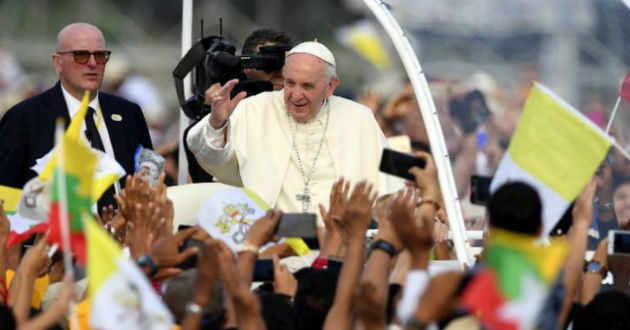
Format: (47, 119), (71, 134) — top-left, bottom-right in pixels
(186, 90), (404, 219)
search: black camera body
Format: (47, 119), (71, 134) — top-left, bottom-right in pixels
(173, 36), (290, 121)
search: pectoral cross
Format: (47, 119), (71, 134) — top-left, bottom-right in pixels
(296, 186), (311, 213)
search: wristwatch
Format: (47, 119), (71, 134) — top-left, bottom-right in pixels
(586, 261), (608, 277)
(370, 239), (397, 258)
(137, 255), (159, 277)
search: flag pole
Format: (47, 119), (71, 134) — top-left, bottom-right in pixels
(54, 120), (81, 330)
(177, 0), (193, 185)
(54, 120), (75, 280)
(605, 97), (621, 134)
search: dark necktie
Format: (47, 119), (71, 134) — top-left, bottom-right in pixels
(85, 107), (105, 152)
(85, 107), (116, 212)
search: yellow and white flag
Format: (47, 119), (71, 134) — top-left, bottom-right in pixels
(336, 20), (391, 70)
(87, 219), (173, 330)
(490, 82), (613, 235)
(197, 186), (311, 256)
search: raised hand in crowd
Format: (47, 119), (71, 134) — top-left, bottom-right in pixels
(18, 276), (77, 330)
(355, 201), (402, 329)
(432, 209), (452, 260)
(390, 188), (433, 268)
(214, 239), (266, 330)
(389, 153), (443, 327)
(324, 181), (377, 330)
(558, 178), (596, 325)
(9, 236), (50, 326)
(409, 151), (440, 200)
(334, 181), (376, 240)
(181, 237), (219, 330)
(273, 254), (297, 299)
(238, 209), (282, 286)
(127, 201), (166, 259)
(114, 172), (150, 223)
(208, 79), (248, 129)
(382, 84), (417, 121)
(116, 172), (174, 233)
(95, 204), (126, 244)
(137, 225), (201, 281)
(149, 172), (174, 236)
(373, 201), (403, 253)
(581, 238), (609, 305)
(318, 177), (350, 258)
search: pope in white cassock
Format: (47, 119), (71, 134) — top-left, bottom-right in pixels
(186, 41), (403, 221)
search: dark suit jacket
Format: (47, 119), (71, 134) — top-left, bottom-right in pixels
(0, 82), (153, 189)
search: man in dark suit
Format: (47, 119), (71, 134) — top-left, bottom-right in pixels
(0, 22), (152, 208)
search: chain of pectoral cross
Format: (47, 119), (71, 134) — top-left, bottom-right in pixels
(288, 99), (330, 213)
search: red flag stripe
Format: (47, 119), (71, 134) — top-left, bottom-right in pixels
(6, 222), (49, 247)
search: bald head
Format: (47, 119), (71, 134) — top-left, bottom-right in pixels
(52, 23), (108, 100)
(56, 23), (105, 52)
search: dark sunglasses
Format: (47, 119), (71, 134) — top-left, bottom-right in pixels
(56, 50), (111, 64)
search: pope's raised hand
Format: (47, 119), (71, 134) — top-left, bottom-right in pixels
(208, 79), (247, 129)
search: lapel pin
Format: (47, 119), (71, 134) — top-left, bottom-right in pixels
(111, 114), (123, 122)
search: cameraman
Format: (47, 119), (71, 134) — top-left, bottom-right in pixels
(185, 29), (293, 182)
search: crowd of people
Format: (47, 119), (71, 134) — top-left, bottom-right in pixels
(0, 19), (629, 330)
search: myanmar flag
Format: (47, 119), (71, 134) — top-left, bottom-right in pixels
(460, 228), (567, 330)
(87, 219), (173, 330)
(491, 82), (612, 234)
(0, 185), (48, 247)
(47, 135), (97, 265)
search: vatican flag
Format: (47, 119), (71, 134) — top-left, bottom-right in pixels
(491, 82), (613, 235)
(87, 219), (173, 330)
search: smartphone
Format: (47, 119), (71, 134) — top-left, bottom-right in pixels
(608, 230), (630, 255)
(327, 256), (344, 273)
(470, 175), (493, 206)
(449, 90), (491, 134)
(549, 202), (574, 237)
(230, 80), (273, 98)
(177, 225), (203, 269)
(276, 213), (317, 238)
(379, 148), (426, 181)
(276, 213), (319, 249)
(253, 259), (274, 282)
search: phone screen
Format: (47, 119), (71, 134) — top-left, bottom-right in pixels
(276, 213), (317, 238)
(178, 237), (203, 270)
(612, 231), (630, 255)
(449, 90), (491, 134)
(379, 149), (426, 181)
(253, 259), (274, 282)
(470, 175), (493, 206)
